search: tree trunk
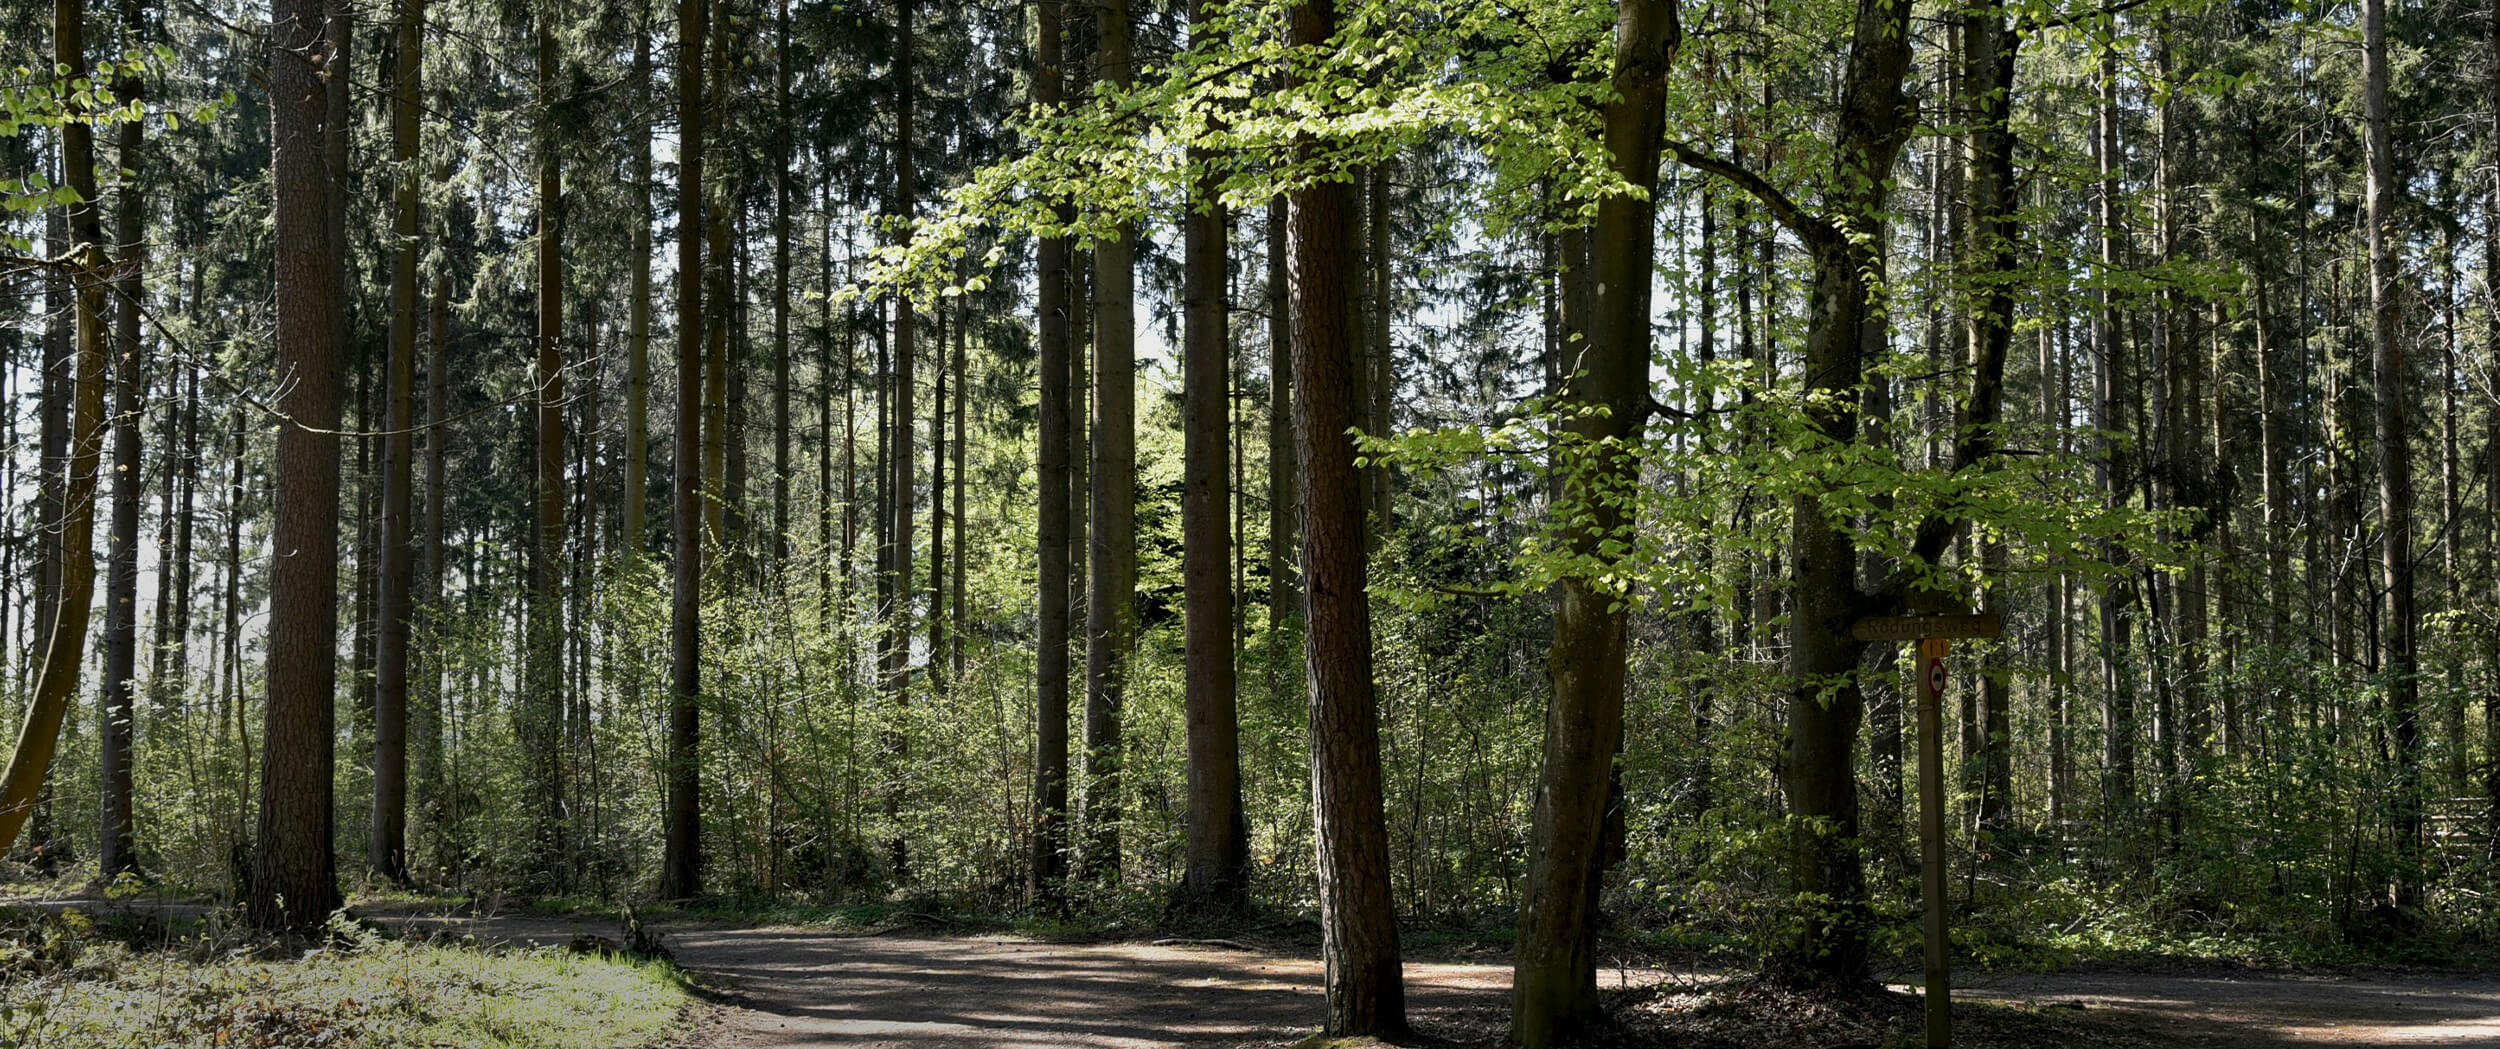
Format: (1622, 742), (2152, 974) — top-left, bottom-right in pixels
(2362, 0), (2421, 908)
(1960, 7), (2019, 834)
(2485, 0), (2500, 857)
(883, 0), (917, 881)
(663, 0), (708, 902)
(772, 0), (793, 568)
(419, 244), (451, 868)
(168, 364), (200, 722)
(1366, 163), (1391, 536)
(927, 303), (947, 693)
(1266, 196), (1296, 641)
(1081, 0), (1137, 886)
(627, 28), (653, 555)
(1672, 0), (1915, 989)
(1179, 46), (1245, 908)
(702, 24), (731, 553)
(2094, 22), (2135, 813)
(370, 0), (423, 884)
(248, 0), (346, 927)
(1510, 5), (1677, 1045)
(529, 15), (570, 889)
(951, 291), (966, 681)
(1029, 0), (1074, 909)
(1292, 1), (1404, 1035)
(97, 44), (148, 879)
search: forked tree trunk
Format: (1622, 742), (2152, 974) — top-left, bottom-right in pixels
(1510, 4), (1677, 1045)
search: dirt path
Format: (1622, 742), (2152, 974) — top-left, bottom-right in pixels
(1945, 967), (2500, 1047)
(310, 908), (2500, 1047)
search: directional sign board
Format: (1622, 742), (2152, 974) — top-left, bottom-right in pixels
(1851, 612), (2003, 643)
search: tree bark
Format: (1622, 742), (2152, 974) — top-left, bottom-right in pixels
(951, 293), (967, 681)
(772, 0), (793, 568)
(1030, 0), (1074, 909)
(529, 14), (570, 889)
(248, 0), (346, 927)
(1266, 197), (1296, 641)
(370, 0), (423, 884)
(883, 0), (918, 880)
(663, 0), (708, 902)
(1081, 0), (1138, 886)
(2362, 0), (2421, 907)
(1672, 0), (1915, 989)
(419, 239), (450, 868)
(1510, 5), (1677, 1045)
(2094, 21), (2135, 813)
(928, 304), (947, 693)
(627, 26), (653, 554)
(1960, 6), (2019, 834)
(97, 40), (147, 879)
(1179, 39), (1245, 908)
(1292, 0), (1404, 1034)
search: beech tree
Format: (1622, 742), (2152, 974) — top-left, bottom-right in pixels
(1510, 2), (1677, 1042)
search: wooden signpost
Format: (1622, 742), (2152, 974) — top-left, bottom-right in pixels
(1851, 612), (2003, 1049)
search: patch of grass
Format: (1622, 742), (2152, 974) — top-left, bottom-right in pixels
(0, 909), (692, 1049)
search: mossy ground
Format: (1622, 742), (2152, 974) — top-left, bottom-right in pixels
(0, 905), (692, 1049)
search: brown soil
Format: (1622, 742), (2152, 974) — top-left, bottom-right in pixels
(372, 909), (2500, 1048)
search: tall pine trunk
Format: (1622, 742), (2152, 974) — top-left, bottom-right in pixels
(1292, 0), (1404, 1033)
(1179, 29), (1245, 907)
(771, 0), (793, 568)
(626, 27), (653, 554)
(529, 15), (570, 889)
(1030, 0), (1074, 909)
(1081, 0), (1137, 885)
(2093, 23), (2135, 813)
(1265, 197), (1296, 642)
(98, 45), (148, 878)
(883, 0), (918, 880)
(663, 0), (709, 901)
(2362, 0), (2421, 907)
(370, 0), (423, 883)
(249, 0), (346, 928)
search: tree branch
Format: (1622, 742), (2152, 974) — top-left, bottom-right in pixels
(1664, 140), (1837, 250)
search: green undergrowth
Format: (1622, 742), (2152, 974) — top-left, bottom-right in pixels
(0, 906), (692, 1049)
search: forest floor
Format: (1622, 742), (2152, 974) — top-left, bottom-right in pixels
(358, 906), (2500, 1048)
(9, 891), (2497, 1047)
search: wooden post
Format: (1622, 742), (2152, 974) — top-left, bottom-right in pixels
(1918, 635), (1951, 1048)
(1853, 612), (1998, 1049)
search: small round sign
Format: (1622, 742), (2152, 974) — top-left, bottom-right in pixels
(1927, 659), (1947, 695)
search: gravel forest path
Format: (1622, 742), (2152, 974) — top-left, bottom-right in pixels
(376, 909), (2500, 1048)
